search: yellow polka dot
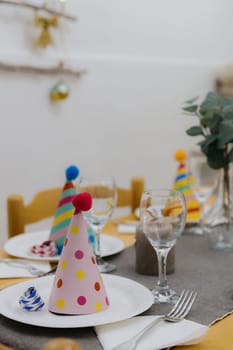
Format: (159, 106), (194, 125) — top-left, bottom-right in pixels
(95, 301), (102, 311)
(56, 299), (65, 308)
(71, 225), (79, 234)
(75, 269), (86, 280)
(61, 260), (67, 269)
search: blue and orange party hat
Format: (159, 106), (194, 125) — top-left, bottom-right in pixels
(49, 165), (79, 252)
(173, 149), (200, 223)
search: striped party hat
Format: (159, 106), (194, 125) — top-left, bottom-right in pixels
(173, 149), (200, 223)
(49, 165), (80, 252)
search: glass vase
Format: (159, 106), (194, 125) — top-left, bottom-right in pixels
(203, 163), (233, 251)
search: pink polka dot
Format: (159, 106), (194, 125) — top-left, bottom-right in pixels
(105, 296), (110, 306)
(77, 296), (86, 305)
(75, 250), (84, 259)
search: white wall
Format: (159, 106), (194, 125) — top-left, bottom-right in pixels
(0, 0), (232, 244)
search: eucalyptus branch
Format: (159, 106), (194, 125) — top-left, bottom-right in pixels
(0, 0), (78, 21)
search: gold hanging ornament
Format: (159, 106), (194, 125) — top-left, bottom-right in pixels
(34, 14), (59, 48)
(50, 78), (70, 101)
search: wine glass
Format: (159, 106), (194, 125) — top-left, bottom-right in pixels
(78, 176), (117, 273)
(140, 189), (186, 304)
(188, 153), (218, 228)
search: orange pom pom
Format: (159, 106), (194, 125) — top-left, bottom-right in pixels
(42, 338), (82, 350)
(174, 149), (187, 163)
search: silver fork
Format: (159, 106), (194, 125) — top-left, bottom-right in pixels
(112, 289), (197, 350)
(1, 259), (47, 276)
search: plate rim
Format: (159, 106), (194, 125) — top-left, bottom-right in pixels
(4, 231), (125, 261)
(100, 233), (125, 257)
(0, 274), (153, 328)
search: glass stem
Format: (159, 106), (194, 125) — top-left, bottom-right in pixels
(94, 226), (102, 265)
(223, 147), (231, 228)
(156, 247), (170, 290)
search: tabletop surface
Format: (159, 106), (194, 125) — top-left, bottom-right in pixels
(1, 229), (233, 349)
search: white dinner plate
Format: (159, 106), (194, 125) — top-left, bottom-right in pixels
(0, 274), (153, 328)
(4, 231), (125, 261)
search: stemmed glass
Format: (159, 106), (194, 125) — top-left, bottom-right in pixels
(188, 153), (218, 232)
(78, 176), (117, 273)
(140, 189), (186, 304)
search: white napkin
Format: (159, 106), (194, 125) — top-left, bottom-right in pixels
(117, 224), (137, 234)
(95, 316), (208, 350)
(0, 259), (51, 278)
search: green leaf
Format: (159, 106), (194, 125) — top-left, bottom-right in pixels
(217, 120), (233, 147)
(205, 142), (225, 169)
(184, 96), (199, 104)
(223, 104), (233, 120)
(199, 144), (208, 155)
(203, 113), (222, 129)
(200, 92), (222, 114)
(207, 154), (225, 169)
(201, 113), (222, 134)
(198, 136), (217, 156)
(183, 105), (198, 113)
(200, 135), (217, 150)
(186, 126), (203, 136)
(221, 96), (233, 107)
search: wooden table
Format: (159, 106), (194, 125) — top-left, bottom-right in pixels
(1, 218), (233, 350)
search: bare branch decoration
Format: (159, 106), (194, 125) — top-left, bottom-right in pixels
(0, 0), (77, 21)
(0, 61), (87, 78)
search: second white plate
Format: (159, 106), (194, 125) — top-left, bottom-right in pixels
(4, 231), (125, 261)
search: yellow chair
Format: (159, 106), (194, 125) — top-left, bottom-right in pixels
(7, 187), (62, 238)
(7, 177), (145, 238)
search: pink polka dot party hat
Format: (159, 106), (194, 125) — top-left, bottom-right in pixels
(48, 192), (110, 315)
(49, 165), (79, 253)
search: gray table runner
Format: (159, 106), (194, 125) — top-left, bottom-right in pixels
(1, 235), (233, 350)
